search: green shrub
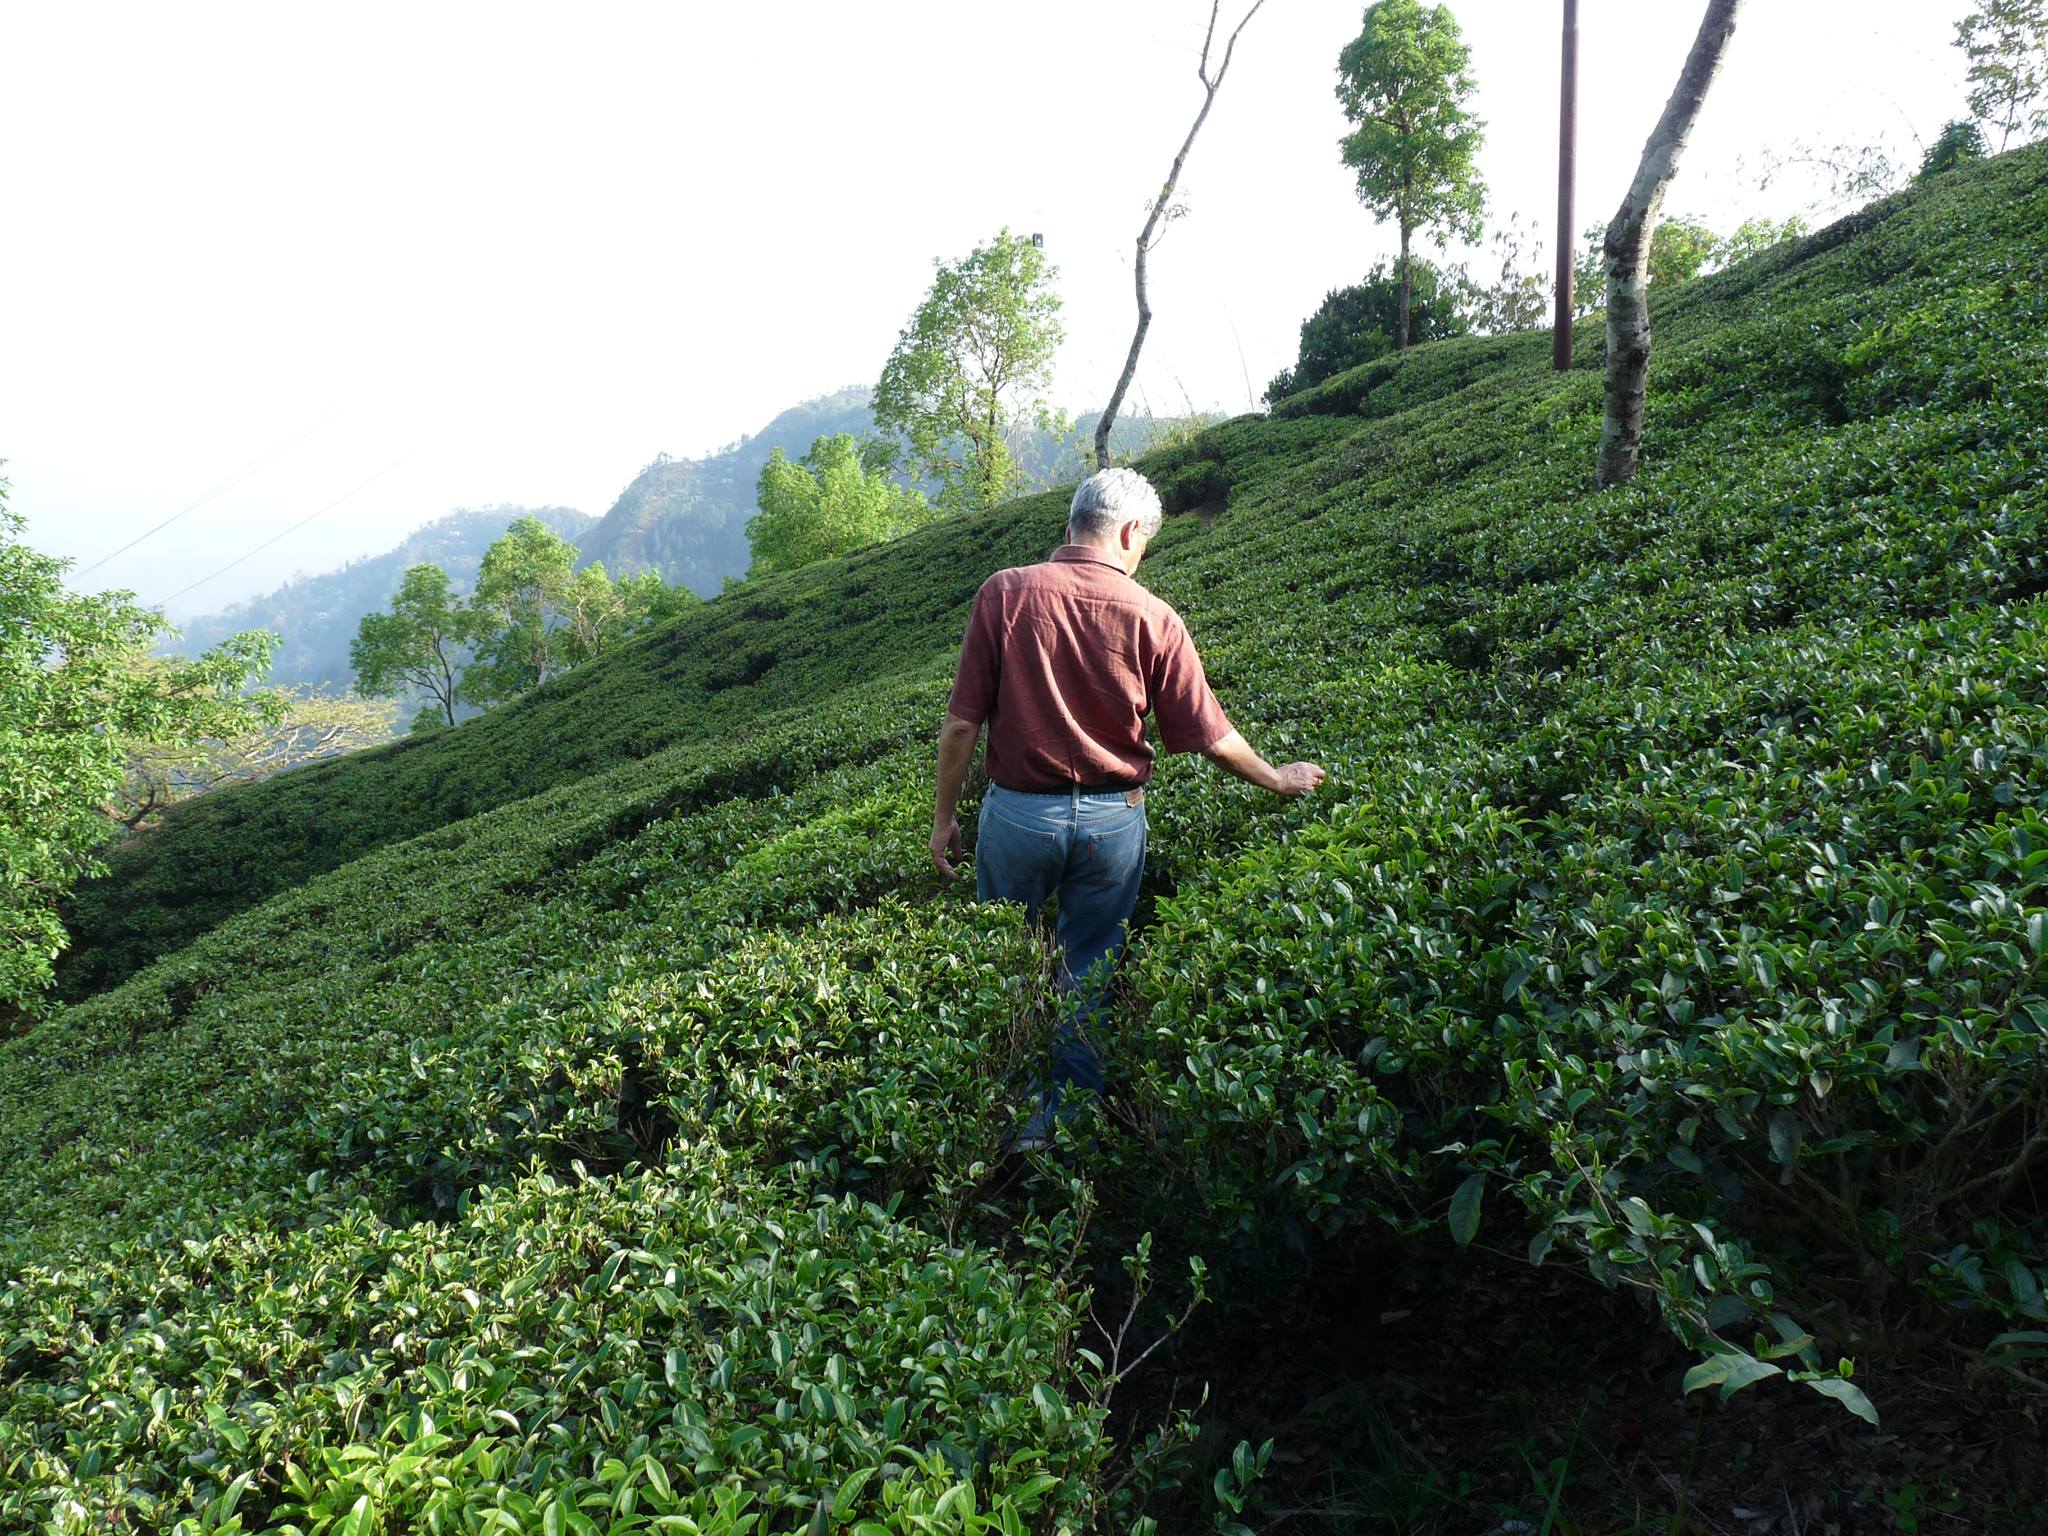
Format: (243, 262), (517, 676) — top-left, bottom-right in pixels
(0, 1152), (1102, 1534)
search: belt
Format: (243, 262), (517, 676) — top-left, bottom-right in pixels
(993, 776), (1147, 796)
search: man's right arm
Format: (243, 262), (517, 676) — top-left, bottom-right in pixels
(931, 712), (982, 879)
(1201, 729), (1326, 797)
(934, 582), (1000, 879)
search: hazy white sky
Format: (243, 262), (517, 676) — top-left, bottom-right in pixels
(2, 1), (1965, 618)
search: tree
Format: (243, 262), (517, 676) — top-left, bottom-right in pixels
(615, 568), (700, 632)
(1919, 118), (1989, 178)
(1095, 0), (1268, 467)
(1595, 0), (1744, 491)
(110, 685), (398, 830)
(1572, 210), (1803, 315)
(1335, 0), (1486, 350)
(350, 562), (476, 730)
(1645, 215), (1720, 287)
(462, 516), (581, 706)
(1958, 0), (2048, 150)
(1450, 214), (1554, 336)
(1264, 259), (1468, 403)
(2, 482), (277, 1009)
(1709, 213), (1807, 267)
(873, 230), (1066, 513)
(746, 434), (933, 578)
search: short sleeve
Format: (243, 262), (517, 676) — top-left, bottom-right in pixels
(946, 581), (1001, 723)
(1150, 611), (1232, 754)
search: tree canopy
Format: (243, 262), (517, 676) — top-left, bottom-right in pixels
(1958, 0), (2048, 150)
(1571, 212), (1806, 315)
(873, 230), (1065, 513)
(462, 517), (582, 707)
(350, 562), (477, 730)
(1, 483), (277, 1009)
(352, 519), (694, 724)
(746, 434), (933, 579)
(1920, 118), (1990, 178)
(1335, 0), (1487, 348)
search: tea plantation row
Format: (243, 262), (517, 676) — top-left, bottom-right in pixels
(4, 145), (2046, 1530)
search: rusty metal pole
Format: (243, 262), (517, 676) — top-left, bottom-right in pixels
(1552, 0), (1579, 370)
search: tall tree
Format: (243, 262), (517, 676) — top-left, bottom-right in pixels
(873, 230), (1065, 513)
(746, 434), (933, 578)
(1335, 0), (1486, 349)
(559, 563), (629, 667)
(2, 483), (277, 1009)
(1095, 0), (1268, 467)
(614, 568), (700, 633)
(462, 516), (581, 706)
(350, 562), (476, 729)
(1958, 0), (2048, 150)
(1594, 0), (1743, 491)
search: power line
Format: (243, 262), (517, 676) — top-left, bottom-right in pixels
(75, 424), (322, 578)
(156, 452), (416, 609)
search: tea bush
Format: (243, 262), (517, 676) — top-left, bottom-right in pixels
(6, 144), (2047, 1528)
(2, 1150), (1102, 1534)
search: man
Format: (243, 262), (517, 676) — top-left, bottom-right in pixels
(931, 466), (1326, 1146)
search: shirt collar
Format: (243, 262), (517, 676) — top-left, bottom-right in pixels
(1050, 543), (1130, 575)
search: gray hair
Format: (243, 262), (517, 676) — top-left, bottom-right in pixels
(1068, 467), (1163, 543)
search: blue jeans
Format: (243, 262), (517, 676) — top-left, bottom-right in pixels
(976, 783), (1147, 1102)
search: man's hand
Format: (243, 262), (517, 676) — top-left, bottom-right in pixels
(1273, 761), (1327, 798)
(1202, 731), (1329, 798)
(931, 816), (965, 880)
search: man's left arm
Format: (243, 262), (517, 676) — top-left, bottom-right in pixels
(1153, 613), (1327, 796)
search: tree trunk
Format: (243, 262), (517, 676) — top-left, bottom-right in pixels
(1397, 223), (1413, 350)
(1096, 0), (1267, 468)
(1595, 0), (1742, 490)
(985, 397), (1001, 509)
(434, 637), (458, 727)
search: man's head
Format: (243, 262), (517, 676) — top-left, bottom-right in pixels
(1067, 468), (1163, 575)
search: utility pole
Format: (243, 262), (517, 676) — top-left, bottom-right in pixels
(1552, 0), (1579, 371)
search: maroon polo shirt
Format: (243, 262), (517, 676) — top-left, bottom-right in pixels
(946, 544), (1233, 792)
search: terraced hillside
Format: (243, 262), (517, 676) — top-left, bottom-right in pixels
(7, 146), (2048, 1532)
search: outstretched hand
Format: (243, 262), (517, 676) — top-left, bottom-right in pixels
(930, 816), (965, 880)
(1273, 761), (1327, 798)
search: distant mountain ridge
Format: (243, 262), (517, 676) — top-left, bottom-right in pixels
(576, 388), (877, 592)
(578, 386), (1212, 590)
(171, 390), (1210, 691)
(171, 505), (594, 689)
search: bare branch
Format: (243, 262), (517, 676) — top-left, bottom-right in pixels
(1095, 0), (1268, 468)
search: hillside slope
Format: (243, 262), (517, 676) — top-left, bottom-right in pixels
(8, 148), (2047, 1532)
(66, 428), (1210, 992)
